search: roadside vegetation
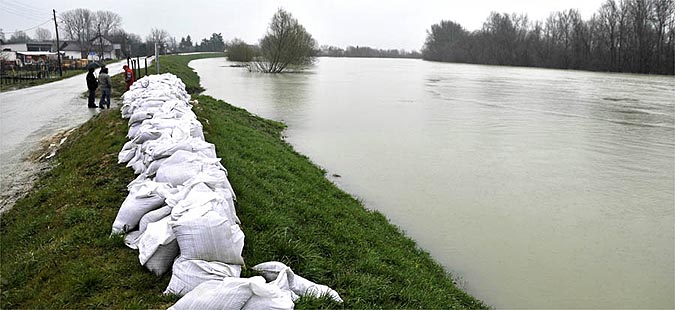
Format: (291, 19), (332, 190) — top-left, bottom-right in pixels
(0, 69), (85, 93)
(0, 53), (486, 309)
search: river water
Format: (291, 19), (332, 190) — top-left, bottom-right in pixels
(191, 57), (674, 309)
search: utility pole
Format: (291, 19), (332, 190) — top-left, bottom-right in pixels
(155, 42), (159, 74)
(53, 9), (62, 77)
(98, 23), (103, 61)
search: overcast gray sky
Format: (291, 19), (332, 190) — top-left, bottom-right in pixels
(2, 0), (606, 51)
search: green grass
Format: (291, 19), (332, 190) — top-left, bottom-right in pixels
(0, 53), (487, 309)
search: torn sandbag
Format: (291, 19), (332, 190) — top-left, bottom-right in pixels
(252, 261), (343, 303)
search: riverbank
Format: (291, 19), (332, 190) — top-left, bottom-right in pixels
(0, 53), (486, 309)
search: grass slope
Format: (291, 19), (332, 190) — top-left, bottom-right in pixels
(0, 54), (486, 309)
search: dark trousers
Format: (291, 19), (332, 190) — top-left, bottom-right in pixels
(88, 88), (96, 107)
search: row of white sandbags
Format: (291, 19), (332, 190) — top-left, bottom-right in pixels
(115, 74), (244, 294)
(114, 74), (342, 309)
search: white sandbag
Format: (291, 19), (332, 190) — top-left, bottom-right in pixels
(131, 129), (166, 144)
(150, 138), (216, 160)
(181, 168), (235, 198)
(138, 216), (176, 265)
(112, 180), (170, 234)
(118, 141), (137, 163)
(169, 183), (238, 224)
(154, 150), (224, 186)
(168, 277), (261, 310)
(144, 239), (179, 276)
(165, 182), (215, 209)
(129, 111), (154, 125)
(144, 157), (168, 177)
(164, 256), (242, 296)
(252, 261), (343, 303)
(243, 266), (295, 310)
(125, 205), (172, 249)
(171, 208), (244, 265)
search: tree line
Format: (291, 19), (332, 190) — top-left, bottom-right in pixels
(319, 45), (421, 58)
(1, 9), (226, 58)
(422, 0), (675, 75)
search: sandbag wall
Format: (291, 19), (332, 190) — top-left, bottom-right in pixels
(114, 74), (342, 309)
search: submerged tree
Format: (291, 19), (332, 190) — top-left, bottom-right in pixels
(256, 8), (317, 73)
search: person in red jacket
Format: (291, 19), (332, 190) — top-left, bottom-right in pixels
(123, 65), (135, 91)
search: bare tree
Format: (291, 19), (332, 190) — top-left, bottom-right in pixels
(60, 8), (95, 58)
(146, 28), (170, 54)
(256, 8), (318, 73)
(95, 11), (122, 38)
(167, 36), (178, 53)
(8, 30), (31, 43)
(34, 28), (52, 41)
(420, 2), (672, 74)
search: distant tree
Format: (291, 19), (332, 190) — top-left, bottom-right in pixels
(179, 35), (194, 52)
(8, 30), (31, 43)
(34, 28), (52, 41)
(421, 0), (675, 75)
(200, 33), (225, 52)
(95, 11), (122, 38)
(422, 20), (469, 62)
(146, 28), (170, 54)
(126, 33), (146, 56)
(60, 9), (122, 58)
(318, 45), (421, 58)
(0, 29), (5, 41)
(167, 37), (178, 53)
(226, 38), (257, 62)
(60, 8), (95, 57)
(256, 8), (318, 73)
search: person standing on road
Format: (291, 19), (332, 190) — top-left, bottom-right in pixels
(86, 67), (98, 108)
(123, 65), (135, 91)
(98, 67), (112, 109)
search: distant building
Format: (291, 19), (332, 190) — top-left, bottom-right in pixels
(58, 41), (85, 60)
(1, 41), (61, 65)
(88, 35), (123, 60)
(1, 36), (123, 64)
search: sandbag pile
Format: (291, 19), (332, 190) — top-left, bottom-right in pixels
(113, 74), (342, 309)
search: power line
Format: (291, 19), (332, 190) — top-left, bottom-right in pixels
(1, 19), (52, 35)
(0, 6), (51, 22)
(3, 0), (48, 15)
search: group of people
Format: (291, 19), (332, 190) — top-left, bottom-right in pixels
(86, 64), (135, 109)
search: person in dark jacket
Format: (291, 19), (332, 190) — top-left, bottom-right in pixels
(98, 67), (112, 109)
(86, 67), (98, 108)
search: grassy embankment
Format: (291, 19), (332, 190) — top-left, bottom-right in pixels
(0, 53), (487, 309)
